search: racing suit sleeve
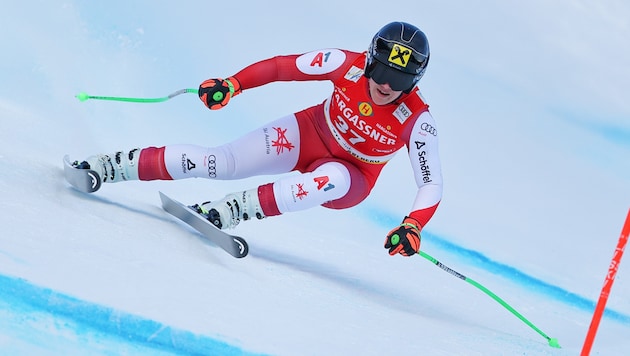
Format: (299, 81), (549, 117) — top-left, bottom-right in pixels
(230, 50), (363, 90)
(404, 111), (443, 228)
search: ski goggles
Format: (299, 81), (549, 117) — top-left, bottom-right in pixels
(365, 60), (417, 92)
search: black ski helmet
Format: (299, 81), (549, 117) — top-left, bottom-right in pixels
(365, 22), (430, 92)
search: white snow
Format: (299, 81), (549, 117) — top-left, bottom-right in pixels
(1, 1), (629, 355)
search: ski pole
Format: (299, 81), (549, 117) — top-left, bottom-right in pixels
(418, 250), (560, 348)
(75, 88), (198, 103)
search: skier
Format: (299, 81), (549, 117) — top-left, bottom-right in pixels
(73, 21), (442, 257)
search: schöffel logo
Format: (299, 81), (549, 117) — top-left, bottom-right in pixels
(420, 122), (437, 136)
(414, 141), (432, 183)
(181, 153), (196, 173)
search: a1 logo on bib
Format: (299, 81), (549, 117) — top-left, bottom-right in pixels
(388, 44), (412, 68)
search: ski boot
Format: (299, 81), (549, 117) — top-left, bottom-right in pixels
(74, 149), (140, 183)
(190, 189), (266, 230)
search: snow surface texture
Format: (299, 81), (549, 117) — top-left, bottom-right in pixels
(1, 1), (629, 355)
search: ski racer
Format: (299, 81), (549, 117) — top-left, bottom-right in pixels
(73, 21), (443, 257)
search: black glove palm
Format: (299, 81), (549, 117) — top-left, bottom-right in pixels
(198, 76), (241, 110)
(384, 216), (421, 257)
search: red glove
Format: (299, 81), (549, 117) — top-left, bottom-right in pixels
(384, 216), (421, 256)
(198, 76), (242, 110)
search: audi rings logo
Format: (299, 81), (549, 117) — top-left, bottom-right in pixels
(420, 122), (437, 136)
(207, 154), (217, 178)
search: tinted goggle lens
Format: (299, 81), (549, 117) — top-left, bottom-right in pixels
(366, 61), (416, 91)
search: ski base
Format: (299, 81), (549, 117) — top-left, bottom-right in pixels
(63, 155), (101, 193)
(159, 191), (248, 258)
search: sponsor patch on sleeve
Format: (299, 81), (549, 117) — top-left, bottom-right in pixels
(343, 65), (364, 83)
(296, 49), (346, 75)
(393, 102), (412, 124)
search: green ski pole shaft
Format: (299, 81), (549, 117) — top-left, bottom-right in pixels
(75, 88), (198, 103)
(418, 250), (560, 348)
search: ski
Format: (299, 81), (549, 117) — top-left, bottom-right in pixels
(63, 157), (248, 257)
(159, 191), (249, 258)
(63, 155), (101, 193)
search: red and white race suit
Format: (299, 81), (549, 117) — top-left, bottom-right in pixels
(138, 49), (442, 227)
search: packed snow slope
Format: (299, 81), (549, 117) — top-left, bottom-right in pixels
(1, 1), (629, 355)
